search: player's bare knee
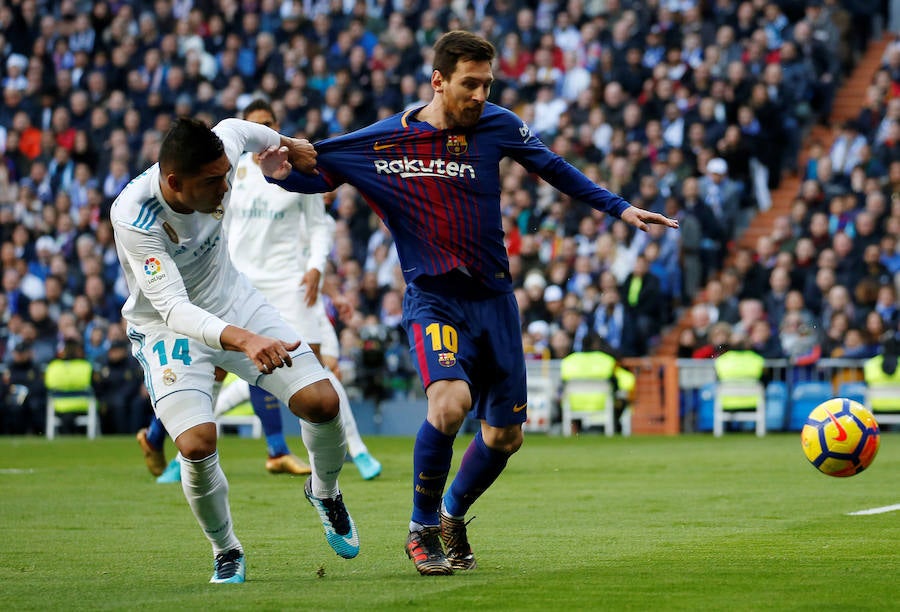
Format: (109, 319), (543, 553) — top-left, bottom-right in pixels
(289, 378), (339, 423)
(175, 422), (218, 460)
(426, 379), (471, 433)
(482, 424), (523, 455)
(426, 396), (469, 434)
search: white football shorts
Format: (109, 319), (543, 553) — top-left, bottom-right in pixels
(127, 289), (328, 439)
(254, 278), (325, 346)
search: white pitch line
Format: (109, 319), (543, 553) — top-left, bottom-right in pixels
(0, 468), (35, 474)
(847, 503), (900, 516)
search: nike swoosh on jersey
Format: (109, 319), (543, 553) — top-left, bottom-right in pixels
(513, 402), (527, 412)
(373, 141), (397, 151)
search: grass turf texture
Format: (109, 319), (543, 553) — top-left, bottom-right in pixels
(1, 433), (898, 611)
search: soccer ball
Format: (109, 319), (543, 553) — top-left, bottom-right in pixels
(800, 398), (880, 477)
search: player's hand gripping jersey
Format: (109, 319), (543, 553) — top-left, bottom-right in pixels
(271, 103), (631, 294)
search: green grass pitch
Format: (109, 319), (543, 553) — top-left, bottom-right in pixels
(1, 432), (898, 611)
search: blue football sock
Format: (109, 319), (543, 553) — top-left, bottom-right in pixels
(443, 431), (510, 519)
(146, 416), (167, 450)
(249, 385), (290, 457)
(411, 420), (455, 527)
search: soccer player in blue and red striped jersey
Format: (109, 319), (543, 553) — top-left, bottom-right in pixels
(262, 31), (678, 575)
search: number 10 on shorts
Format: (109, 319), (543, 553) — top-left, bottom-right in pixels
(425, 323), (457, 353)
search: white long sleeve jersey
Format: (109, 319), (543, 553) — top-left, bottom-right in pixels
(223, 153), (333, 288)
(111, 119), (281, 349)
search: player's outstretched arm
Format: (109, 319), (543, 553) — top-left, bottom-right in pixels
(620, 206), (680, 233)
(220, 325), (302, 374)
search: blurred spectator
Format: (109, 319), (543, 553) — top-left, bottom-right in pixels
(93, 339), (151, 434)
(748, 318), (784, 359)
(821, 284), (857, 331)
(832, 231), (864, 288)
(576, 286), (638, 357)
(685, 302), (713, 349)
(763, 266), (792, 328)
(703, 278), (739, 325)
(874, 284), (899, 329)
(677, 326), (700, 359)
(542, 284), (565, 324)
(779, 311), (822, 365)
(43, 336), (93, 435)
(733, 246), (769, 300)
(830, 120), (869, 178)
(692, 321), (732, 359)
(521, 270), (549, 326)
(698, 157), (742, 240)
(831, 327), (879, 359)
(678, 175), (724, 298)
(790, 18), (838, 124)
(1, 339), (46, 434)
(622, 253), (663, 353)
(732, 298), (767, 342)
(523, 320), (551, 360)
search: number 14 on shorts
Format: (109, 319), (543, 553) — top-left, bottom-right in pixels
(152, 338), (193, 366)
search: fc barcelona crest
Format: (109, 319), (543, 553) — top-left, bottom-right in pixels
(438, 352), (457, 367)
(446, 134), (468, 155)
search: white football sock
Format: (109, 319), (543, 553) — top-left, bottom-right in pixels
(180, 451), (241, 555)
(327, 370), (368, 458)
(301, 414), (346, 498)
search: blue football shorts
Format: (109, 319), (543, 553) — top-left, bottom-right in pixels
(402, 279), (528, 427)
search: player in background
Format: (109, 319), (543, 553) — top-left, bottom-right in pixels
(260, 31), (678, 575)
(221, 99), (381, 480)
(112, 117), (359, 584)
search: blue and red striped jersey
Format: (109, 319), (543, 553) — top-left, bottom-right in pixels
(272, 102), (631, 293)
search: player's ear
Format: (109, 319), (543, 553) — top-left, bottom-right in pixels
(165, 173), (181, 192)
(432, 70), (443, 93)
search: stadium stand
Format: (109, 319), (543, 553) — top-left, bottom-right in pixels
(657, 37), (893, 358)
(0, 1), (897, 436)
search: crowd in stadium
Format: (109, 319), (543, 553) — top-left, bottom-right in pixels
(0, 0), (897, 435)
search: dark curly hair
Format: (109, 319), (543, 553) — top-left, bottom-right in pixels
(159, 117), (225, 178)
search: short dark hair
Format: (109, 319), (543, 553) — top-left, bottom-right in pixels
(159, 117), (224, 177)
(432, 31), (495, 79)
(242, 98), (275, 120)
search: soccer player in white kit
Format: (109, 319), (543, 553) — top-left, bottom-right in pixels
(220, 99), (382, 481)
(111, 117), (359, 584)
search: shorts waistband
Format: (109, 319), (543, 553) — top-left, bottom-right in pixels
(411, 269), (505, 301)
